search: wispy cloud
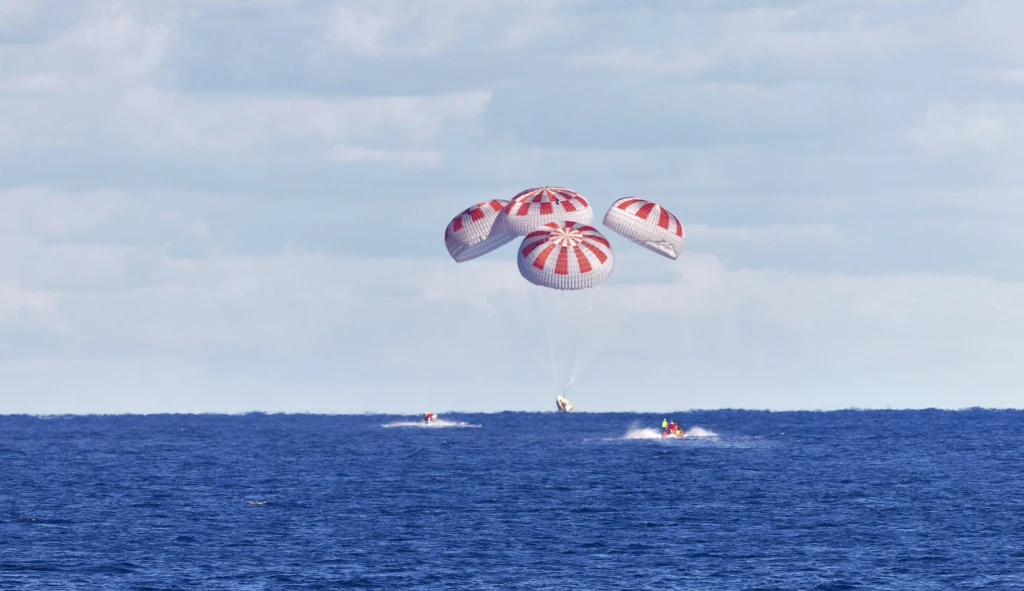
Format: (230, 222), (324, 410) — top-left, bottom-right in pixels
(908, 104), (1011, 154)
(686, 224), (842, 244)
(327, 145), (440, 167)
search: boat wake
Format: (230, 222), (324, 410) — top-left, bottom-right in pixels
(622, 425), (719, 440)
(685, 426), (718, 438)
(381, 419), (480, 429)
(623, 427), (663, 440)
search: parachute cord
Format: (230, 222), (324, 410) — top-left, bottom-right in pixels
(536, 288), (563, 392)
(564, 290), (634, 388)
(566, 288), (599, 386)
(523, 309), (561, 393)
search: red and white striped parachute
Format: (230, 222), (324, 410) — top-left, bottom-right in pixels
(444, 200), (515, 262)
(500, 187), (594, 236)
(517, 221), (614, 290)
(602, 197), (684, 260)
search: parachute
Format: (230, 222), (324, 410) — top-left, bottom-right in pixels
(602, 197), (685, 260)
(444, 200), (515, 262)
(499, 187), (594, 236)
(443, 187), (682, 408)
(509, 220), (619, 398)
(516, 221), (614, 291)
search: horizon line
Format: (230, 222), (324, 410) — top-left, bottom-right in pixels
(2, 406), (1021, 418)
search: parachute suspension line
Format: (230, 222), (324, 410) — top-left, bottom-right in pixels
(529, 285), (612, 397)
(508, 286), (561, 393)
(569, 303), (632, 388)
(558, 290), (591, 393)
(569, 289), (600, 384)
(513, 217), (616, 397)
(535, 287), (565, 394)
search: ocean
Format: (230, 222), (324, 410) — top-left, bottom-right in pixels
(1, 410), (1022, 590)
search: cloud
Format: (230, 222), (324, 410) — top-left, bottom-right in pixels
(0, 81), (490, 177)
(1, 187), (1022, 413)
(686, 224), (842, 244)
(56, 7), (170, 82)
(0, 0), (36, 26)
(2, 1), (1024, 411)
(923, 187), (1024, 214)
(114, 87), (491, 152)
(324, 3), (391, 56)
(908, 104), (1011, 153)
(0, 73), (66, 95)
(570, 47), (709, 75)
(324, 0), (486, 57)
(2, 244), (1023, 412)
(1, 4), (490, 171)
(327, 145), (440, 167)
(0, 186), (123, 236)
(322, 0), (573, 57)
(0, 4), (169, 91)
(989, 70), (1024, 84)
(564, 3), (923, 84)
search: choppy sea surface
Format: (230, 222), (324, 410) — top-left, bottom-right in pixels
(2, 410), (1023, 590)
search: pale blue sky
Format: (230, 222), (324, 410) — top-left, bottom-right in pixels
(1, 0), (1023, 413)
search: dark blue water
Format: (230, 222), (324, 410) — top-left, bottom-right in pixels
(2, 410), (1023, 590)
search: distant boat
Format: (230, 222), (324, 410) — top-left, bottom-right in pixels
(555, 396), (574, 413)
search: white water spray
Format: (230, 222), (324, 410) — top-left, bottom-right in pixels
(381, 419), (480, 429)
(622, 424), (719, 440)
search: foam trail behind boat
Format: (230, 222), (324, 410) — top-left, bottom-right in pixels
(381, 419), (480, 428)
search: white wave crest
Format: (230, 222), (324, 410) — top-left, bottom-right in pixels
(381, 419), (480, 429)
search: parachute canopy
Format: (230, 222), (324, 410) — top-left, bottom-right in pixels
(603, 197), (684, 260)
(517, 221), (614, 290)
(444, 200), (515, 262)
(500, 187), (594, 236)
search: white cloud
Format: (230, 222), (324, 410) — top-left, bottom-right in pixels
(0, 83), (491, 156)
(0, 188), (127, 336)
(0, 74), (66, 95)
(570, 47), (709, 75)
(686, 224), (842, 244)
(0, 4), (491, 164)
(908, 104), (1011, 153)
(717, 8), (911, 63)
(924, 187), (1024, 213)
(327, 145), (440, 166)
(323, 0), (576, 57)
(957, 0), (1024, 60)
(55, 7), (170, 82)
(568, 5), (915, 81)
(989, 69), (1024, 84)
(498, 0), (572, 47)
(0, 0), (36, 25)
(0, 286), (62, 336)
(2, 1), (1024, 411)
(0, 186), (124, 237)
(325, 0), (485, 57)
(0, 5), (170, 94)
(324, 3), (392, 56)
(1, 189), (1023, 413)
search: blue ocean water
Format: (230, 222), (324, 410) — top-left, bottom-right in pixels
(1, 410), (1023, 590)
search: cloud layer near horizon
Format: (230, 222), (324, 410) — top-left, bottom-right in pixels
(1, 0), (1023, 413)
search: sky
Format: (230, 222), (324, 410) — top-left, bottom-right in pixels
(1, 0), (1023, 414)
